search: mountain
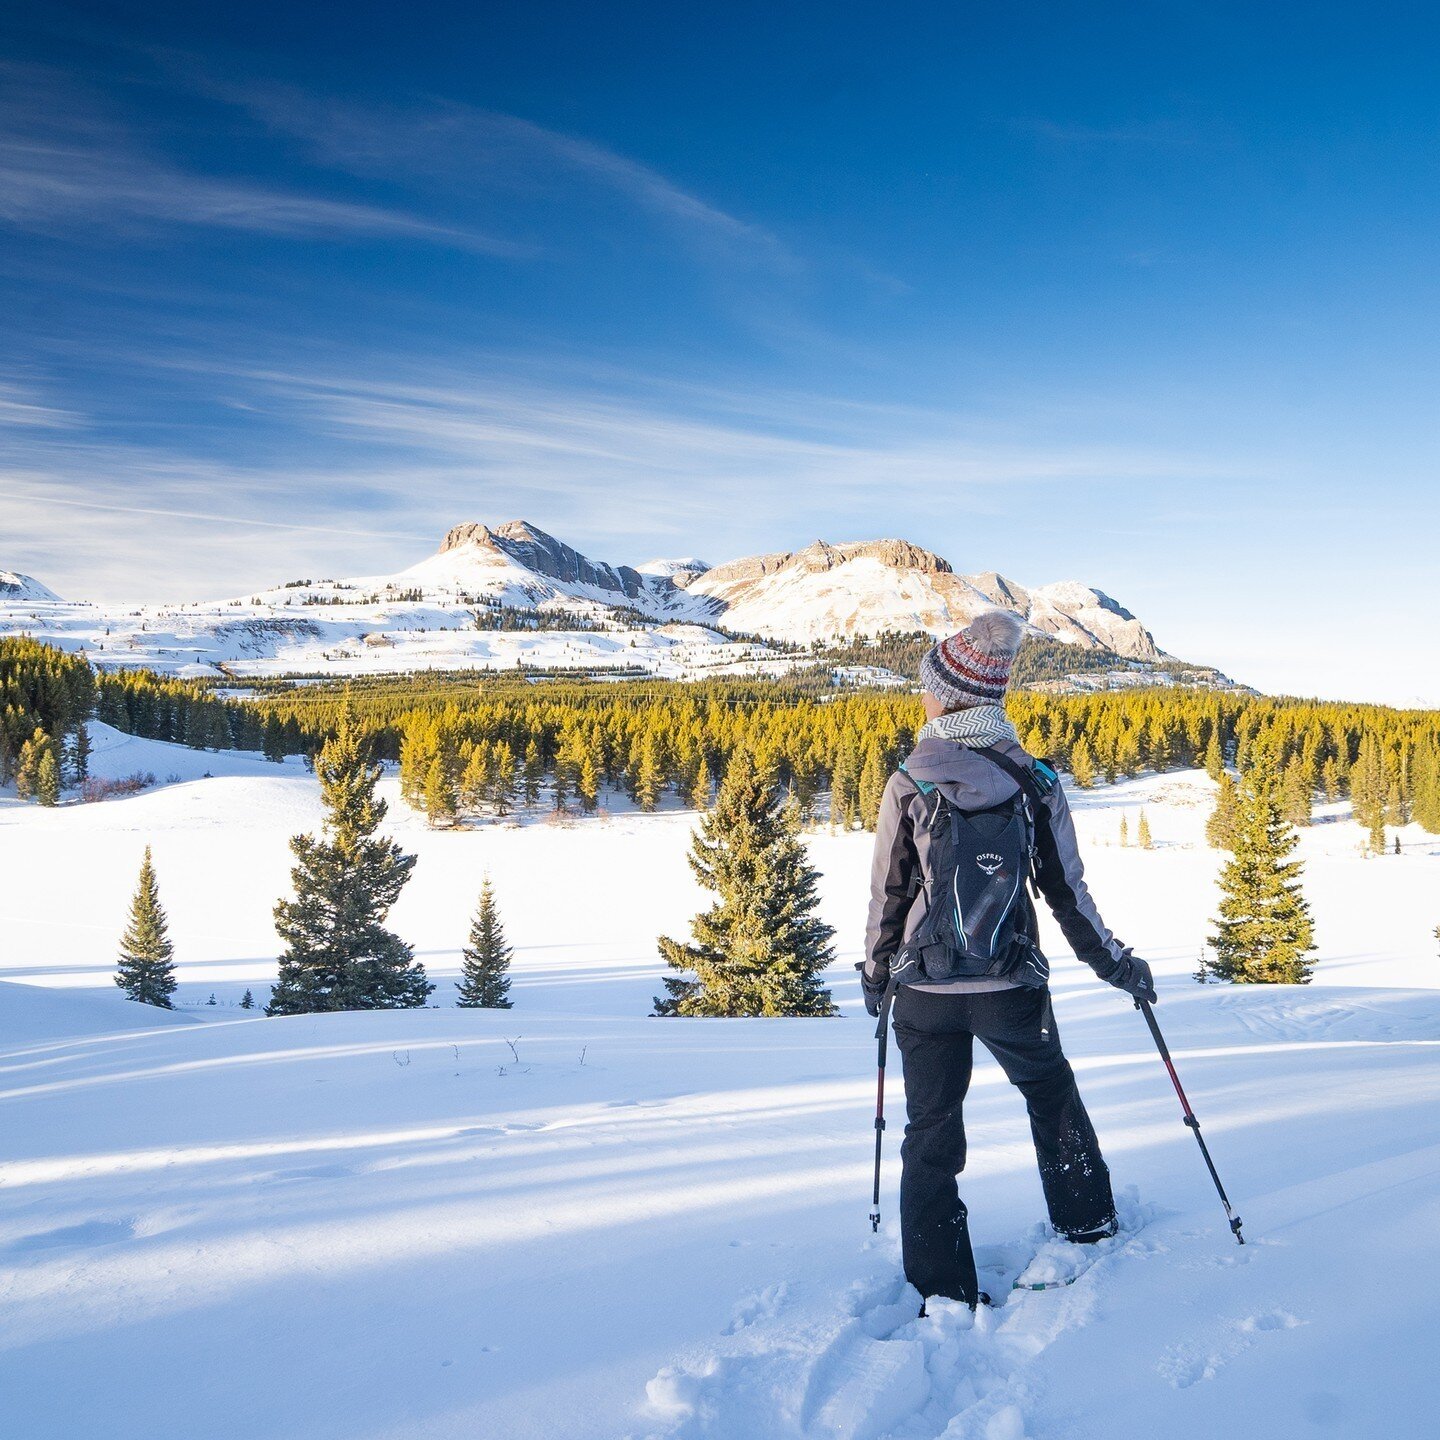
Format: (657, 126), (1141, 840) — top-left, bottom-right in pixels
(0, 570), (60, 602)
(392, 521), (715, 621)
(0, 520), (1227, 687)
(680, 538), (1162, 659)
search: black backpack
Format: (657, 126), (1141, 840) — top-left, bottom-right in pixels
(890, 748), (1057, 989)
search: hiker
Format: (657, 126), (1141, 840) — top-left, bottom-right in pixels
(859, 610), (1156, 1309)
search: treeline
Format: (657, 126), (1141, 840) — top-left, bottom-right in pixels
(8, 638), (1439, 840)
(94, 668), (306, 761)
(250, 674), (1440, 835)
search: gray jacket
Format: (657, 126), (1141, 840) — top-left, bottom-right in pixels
(863, 737), (1131, 992)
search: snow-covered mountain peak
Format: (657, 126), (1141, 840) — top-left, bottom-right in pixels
(0, 570), (60, 602)
(638, 557), (712, 580)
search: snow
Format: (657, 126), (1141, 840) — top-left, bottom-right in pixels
(2, 752), (1438, 1438)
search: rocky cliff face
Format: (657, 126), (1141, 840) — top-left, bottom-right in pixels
(440, 521), (659, 602)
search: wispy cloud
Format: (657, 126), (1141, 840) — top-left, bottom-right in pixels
(188, 75), (791, 268)
(0, 62), (525, 252)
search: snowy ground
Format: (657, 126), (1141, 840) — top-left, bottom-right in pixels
(2, 728), (1439, 1438)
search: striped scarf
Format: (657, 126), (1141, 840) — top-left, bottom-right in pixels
(917, 703), (1020, 749)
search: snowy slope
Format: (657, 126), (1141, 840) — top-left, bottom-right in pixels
(1, 763), (1438, 1438)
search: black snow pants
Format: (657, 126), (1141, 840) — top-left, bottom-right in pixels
(893, 984), (1115, 1305)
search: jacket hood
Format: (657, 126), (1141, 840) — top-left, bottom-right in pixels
(903, 735), (1024, 810)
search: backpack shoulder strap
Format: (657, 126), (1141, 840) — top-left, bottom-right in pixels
(898, 758), (936, 795)
(972, 746), (1055, 804)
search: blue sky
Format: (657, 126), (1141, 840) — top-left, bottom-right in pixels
(2, 2), (1437, 704)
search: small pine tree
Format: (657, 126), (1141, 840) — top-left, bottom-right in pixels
(425, 757), (458, 827)
(240, 988), (256, 1009)
(35, 748), (60, 806)
(522, 740), (543, 807)
(690, 758), (712, 811)
(1369, 812), (1386, 856)
(1069, 738), (1096, 789)
(858, 745), (887, 832)
(1118, 814), (1129, 847)
(1279, 756), (1313, 828)
(634, 734), (663, 812)
(115, 846), (177, 1008)
(268, 713), (431, 1015)
(656, 750), (837, 1017)
(1393, 835), (1402, 856)
(576, 753), (600, 813)
(1137, 810), (1152, 849)
(456, 876), (514, 1008)
(1203, 731), (1224, 782)
(1206, 772), (1240, 850)
(207, 992), (217, 1006)
(1208, 766), (1316, 984)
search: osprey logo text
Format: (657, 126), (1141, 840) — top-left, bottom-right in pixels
(976, 853), (1005, 875)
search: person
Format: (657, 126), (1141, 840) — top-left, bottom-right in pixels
(859, 609), (1155, 1310)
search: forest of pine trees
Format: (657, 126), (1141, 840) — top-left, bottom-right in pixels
(655, 750), (837, 1017)
(9, 639), (1440, 847)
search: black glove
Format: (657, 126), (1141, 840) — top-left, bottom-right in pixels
(1097, 953), (1157, 1004)
(856, 961), (888, 1018)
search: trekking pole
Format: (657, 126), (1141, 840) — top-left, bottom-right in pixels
(1136, 999), (1245, 1244)
(869, 983), (899, 1232)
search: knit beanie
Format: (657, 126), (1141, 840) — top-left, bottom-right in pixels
(919, 609), (1026, 710)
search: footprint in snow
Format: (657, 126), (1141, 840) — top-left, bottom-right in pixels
(724, 1282), (789, 1335)
(1157, 1309), (1305, 1388)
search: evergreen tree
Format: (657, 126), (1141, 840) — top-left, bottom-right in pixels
(831, 736), (861, 828)
(1137, 809), (1153, 849)
(1208, 767), (1316, 984)
(262, 715), (287, 763)
(458, 745), (491, 814)
(456, 875), (514, 1008)
(1203, 730), (1224, 782)
(425, 756), (458, 826)
(240, 988), (256, 1009)
(655, 749), (837, 1017)
(35, 747), (60, 806)
(1369, 812), (1386, 856)
(268, 714), (431, 1014)
(1118, 814), (1129, 847)
(575, 752), (599, 812)
(1206, 772), (1240, 850)
(634, 733), (663, 812)
(522, 739), (543, 807)
(1069, 737), (1096, 789)
(690, 758), (712, 811)
(70, 721), (92, 782)
(115, 846), (177, 1008)
(858, 744), (887, 832)
(1279, 756), (1313, 828)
